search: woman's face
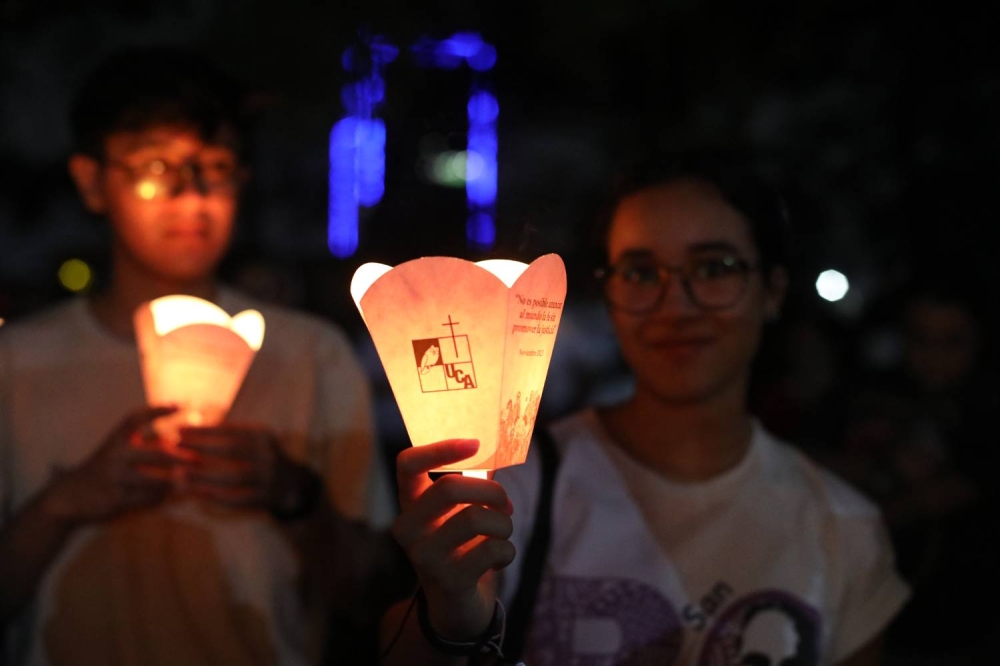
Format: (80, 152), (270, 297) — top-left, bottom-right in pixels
(606, 179), (786, 404)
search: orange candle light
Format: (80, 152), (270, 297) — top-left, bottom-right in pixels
(134, 295), (265, 445)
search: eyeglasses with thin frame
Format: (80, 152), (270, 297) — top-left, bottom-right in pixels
(104, 156), (242, 200)
(596, 253), (759, 313)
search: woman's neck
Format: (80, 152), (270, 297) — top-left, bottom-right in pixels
(598, 381), (753, 482)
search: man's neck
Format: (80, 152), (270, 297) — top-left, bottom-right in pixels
(88, 254), (216, 341)
(598, 380), (753, 482)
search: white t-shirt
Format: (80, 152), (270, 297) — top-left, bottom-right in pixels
(495, 409), (910, 666)
(0, 290), (392, 666)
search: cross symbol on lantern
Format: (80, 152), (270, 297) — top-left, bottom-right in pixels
(442, 315), (461, 356)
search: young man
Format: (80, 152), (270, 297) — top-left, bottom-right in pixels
(0, 49), (397, 665)
(382, 166), (909, 665)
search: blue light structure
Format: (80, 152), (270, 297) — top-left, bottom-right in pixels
(329, 32), (497, 257)
(328, 37), (396, 258)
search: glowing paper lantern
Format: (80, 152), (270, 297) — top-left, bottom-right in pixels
(134, 296), (265, 444)
(352, 254), (566, 473)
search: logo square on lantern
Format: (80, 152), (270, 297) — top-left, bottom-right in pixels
(412, 334), (477, 393)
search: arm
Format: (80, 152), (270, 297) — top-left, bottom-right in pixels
(828, 489), (909, 665)
(177, 427), (409, 624)
(0, 407), (178, 624)
(273, 458), (409, 624)
(379, 440), (515, 666)
(0, 486), (77, 623)
(380, 599), (469, 666)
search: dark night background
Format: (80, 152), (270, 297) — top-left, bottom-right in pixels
(2, 1), (999, 661)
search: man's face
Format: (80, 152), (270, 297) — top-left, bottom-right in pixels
(76, 125), (240, 284)
(606, 180), (785, 404)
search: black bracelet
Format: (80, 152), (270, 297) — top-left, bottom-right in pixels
(415, 588), (507, 657)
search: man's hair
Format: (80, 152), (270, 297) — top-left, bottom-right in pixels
(70, 47), (247, 158)
(600, 155), (794, 278)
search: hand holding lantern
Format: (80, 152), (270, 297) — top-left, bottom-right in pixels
(361, 254), (566, 655)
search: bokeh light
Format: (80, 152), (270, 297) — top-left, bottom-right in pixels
(816, 269), (849, 302)
(136, 181), (158, 200)
(58, 259), (93, 293)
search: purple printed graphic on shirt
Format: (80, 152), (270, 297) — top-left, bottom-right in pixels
(526, 573), (683, 666)
(699, 590), (820, 666)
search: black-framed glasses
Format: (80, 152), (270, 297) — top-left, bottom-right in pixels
(105, 157), (242, 200)
(596, 253), (759, 313)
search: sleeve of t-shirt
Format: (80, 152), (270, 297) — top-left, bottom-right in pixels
(494, 446), (542, 607)
(311, 327), (393, 528)
(828, 510), (911, 662)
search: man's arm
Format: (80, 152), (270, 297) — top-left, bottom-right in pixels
(0, 487), (77, 623)
(276, 462), (409, 624)
(0, 407), (177, 624)
(177, 426), (411, 625)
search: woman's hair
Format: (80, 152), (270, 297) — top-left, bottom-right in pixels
(600, 156), (794, 279)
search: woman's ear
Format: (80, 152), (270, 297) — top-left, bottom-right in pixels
(764, 266), (789, 321)
(68, 154), (107, 214)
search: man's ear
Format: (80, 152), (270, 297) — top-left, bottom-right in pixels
(68, 154), (107, 214)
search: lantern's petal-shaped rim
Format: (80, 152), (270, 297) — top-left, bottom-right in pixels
(231, 311), (266, 351)
(350, 255), (566, 319)
(147, 295), (265, 350)
(350, 263), (394, 315)
(473, 259), (531, 287)
(150, 295), (230, 335)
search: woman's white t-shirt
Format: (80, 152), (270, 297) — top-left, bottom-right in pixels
(495, 409), (910, 666)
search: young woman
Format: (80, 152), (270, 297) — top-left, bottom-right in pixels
(383, 164), (909, 666)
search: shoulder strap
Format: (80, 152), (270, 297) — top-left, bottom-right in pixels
(503, 426), (560, 661)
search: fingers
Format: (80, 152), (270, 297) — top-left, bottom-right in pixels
(119, 405), (180, 434)
(173, 426), (281, 511)
(405, 475), (512, 526)
(184, 463), (259, 489)
(393, 475), (515, 599)
(432, 505), (514, 548)
(455, 537), (516, 578)
(121, 462), (175, 485)
(119, 477), (172, 507)
(124, 446), (182, 468)
(179, 424), (268, 440)
(397, 440), (480, 505)
(187, 484), (259, 508)
(409, 535), (516, 593)
(395, 502), (513, 559)
(113, 406), (180, 449)
(176, 427), (269, 461)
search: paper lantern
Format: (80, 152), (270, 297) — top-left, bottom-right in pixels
(134, 295), (265, 445)
(352, 254), (566, 474)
